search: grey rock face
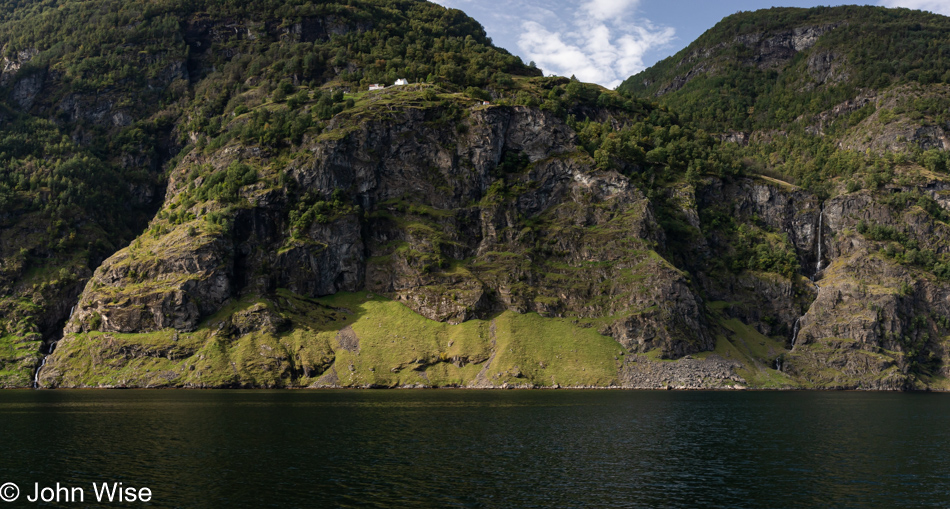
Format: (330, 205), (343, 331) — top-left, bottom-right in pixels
(11, 72), (44, 110)
(699, 178), (822, 263)
(913, 125), (950, 151)
(807, 51), (847, 85)
(0, 47), (37, 86)
(736, 24), (840, 68)
(67, 234), (233, 334)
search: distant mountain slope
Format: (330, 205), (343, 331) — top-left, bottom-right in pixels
(620, 6), (950, 131)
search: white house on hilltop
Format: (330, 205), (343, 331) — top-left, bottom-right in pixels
(394, 78), (408, 86)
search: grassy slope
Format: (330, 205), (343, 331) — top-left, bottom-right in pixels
(45, 292), (840, 390)
(43, 291), (625, 388)
(0, 334), (42, 387)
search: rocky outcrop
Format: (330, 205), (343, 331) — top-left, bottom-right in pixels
(815, 85), (950, 153)
(806, 51), (847, 86)
(736, 24), (840, 68)
(0, 47), (37, 87)
(37, 97), (950, 390)
(656, 63), (708, 97)
(775, 183), (950, 389)
(67, 231), (233, 334)
(278, 15), (373, 43)
(699, 178), (822, 264)
(912, 125), (950, 151)
(10, 71), (44, 110)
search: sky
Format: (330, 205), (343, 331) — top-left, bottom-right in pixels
(429, 0), (950, 89)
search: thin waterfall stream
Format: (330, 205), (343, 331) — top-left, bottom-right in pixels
(32, 342), (54, 389)
(32, 306), (71, 389)
(793, 207), (826, 350)
(791, 317), (801, 348)
(815, 207), (824, 276)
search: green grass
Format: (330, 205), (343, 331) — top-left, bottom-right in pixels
(0, 334), (41, 387)
(484, 311), (623, 387)
(42, 291), (625, 388)
(38, 289), (920, 390)
(314, 292), (624, 387)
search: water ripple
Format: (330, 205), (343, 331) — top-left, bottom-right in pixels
(0, 390), (948, 508)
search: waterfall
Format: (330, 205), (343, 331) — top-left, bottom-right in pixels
(32, 357), (48, 389)
(32, 342), (56, 389)
(791, 317), (801, 348)
(815, 209), (824, 274)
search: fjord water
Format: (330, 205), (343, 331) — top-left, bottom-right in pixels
(1, 391), (949, 508)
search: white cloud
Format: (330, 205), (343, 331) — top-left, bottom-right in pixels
(616, 26), (676, 77)
(581, 0), (640, 21)
(520, 21), (604, 81)
(517, 1), (674, 88)
(431, 0), (675, 88)
(878, 0), (950, 16)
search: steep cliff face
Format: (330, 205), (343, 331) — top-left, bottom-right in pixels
(40, 91), (718, 388)
(0, 0), (540, 387)
(782, 179), (950, 390)
(693, 179), (821, 338)
(608, 5), (950, 390)
(31, 91), (950, 390)
(38, 78), (950, 390)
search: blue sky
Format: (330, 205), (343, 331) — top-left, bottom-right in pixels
(430, 0), (950, 88)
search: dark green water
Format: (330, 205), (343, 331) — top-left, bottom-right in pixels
(1, 390), (949, 508)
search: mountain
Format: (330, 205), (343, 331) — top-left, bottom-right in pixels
(0, 0), (543, 387)
(619, 6), (950, 183)
(2, 2), (950, 390)
(620, 6), (950, 129)
(617, 5), (950, 389)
